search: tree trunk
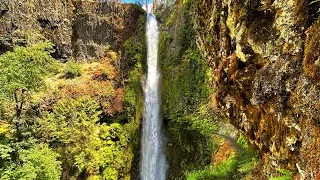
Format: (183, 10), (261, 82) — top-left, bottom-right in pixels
(13, 89), (25, 141)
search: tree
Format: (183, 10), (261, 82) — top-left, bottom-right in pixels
(37, 96), (102, 176)
(0, 41), (58, 140)
(0, 143), (61, 180)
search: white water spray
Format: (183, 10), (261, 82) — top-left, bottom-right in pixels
(140, 14), (167, 180)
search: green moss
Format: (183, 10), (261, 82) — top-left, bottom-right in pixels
(165, 13), (175, 26)
(123, 15), (147, 73)
(124, 38), (144, 65)
(177, 0), (194, 55)
(161, 49), (213, 132)
(160, 1), (211, 125)
(165, 125), (213, 179)
(159, 1), (218, 178)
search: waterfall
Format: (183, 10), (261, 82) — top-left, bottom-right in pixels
(140, 14), (167, 180)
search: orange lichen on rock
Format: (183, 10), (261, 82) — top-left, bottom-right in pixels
(303, 17), (320, 80)
(212, 141), (236, 166)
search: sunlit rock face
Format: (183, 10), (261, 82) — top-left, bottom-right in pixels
(190, 0), (320, 178)
(0, 0), (144, 61)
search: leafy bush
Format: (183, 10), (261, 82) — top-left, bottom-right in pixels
(38, 96), (102, 175)
(0, 41), (58, 96)
(37, 96), (134, 178)
(186, 135), (259, 180)
(124, 38), (143, 65)
(0, 143), (61, 180)
(271, 169), (293, 180)
(64, 61), (82, 78)
(238, 133), (249, 149)
(0, 41), (59, 140)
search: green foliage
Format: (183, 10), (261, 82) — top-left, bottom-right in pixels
(177, 0), (194, 54)
(160, 0), (214, 138)
(0, 41), (59, 141)
(166, 125), (214, 178)
(186, 135), (259, 180)
(186, 154), (238, 180)
(100, 123), (130, 180)
(161, 49), (214, 136)
(124, 15), (146, 70)
(0, 9), (147, 180)
(186, 167), (217, 180)
(0, 41), (58, 98)
(166, 13), (175, 26)
(64, 61), (83, 79)
(0, 143), (61, 180)
(162, 49), (211, 112)
(124, 37), (144, 65)
(124, 63), (142, 112)
(38, 96), (102, 175)
(271, 169), (293, 180)
(174, 115), (216, 136)
(238, 133), (249, 150)
(37, 95), (136, 178)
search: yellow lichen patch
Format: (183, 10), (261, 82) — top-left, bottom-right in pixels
(236, 44), (247, 62)
(226, 8), (236, 38)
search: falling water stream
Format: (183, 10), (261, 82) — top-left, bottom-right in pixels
(140, 13), (167, 180)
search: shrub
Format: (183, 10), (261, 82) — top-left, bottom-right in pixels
(271, 169), (293, 180)
(38, 96), (102, 175)
(0, 143), (61, 180)
(186, 135), (259, 180)
(64, 61), (82, 78)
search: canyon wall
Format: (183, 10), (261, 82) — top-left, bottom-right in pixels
(0, 1), (146, 179)
(0, 0), (145, 61)
(190, 0), (320, 178)
(158, 0), (320, 179)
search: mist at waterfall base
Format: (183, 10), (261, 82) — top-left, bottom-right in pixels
(140, 14), (167, 180)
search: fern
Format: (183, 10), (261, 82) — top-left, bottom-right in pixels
(310, 0), (320, 12)
(271, 168), (293, 180)
(310, 0), (320, 5)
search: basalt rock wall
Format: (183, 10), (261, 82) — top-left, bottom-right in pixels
(191, 0), (320, 178)
(0, 0), (145, 61)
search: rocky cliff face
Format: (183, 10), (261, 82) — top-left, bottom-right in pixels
(0, 0), (145, 61)
(190, 0), (320, 178)
(0, 1), (146, 179)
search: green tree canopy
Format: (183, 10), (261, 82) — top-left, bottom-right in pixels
(0, 143), (61, 180)
(0, 41), (58, 98)
(38, 96), (102, 175)
(0, 41), (58, 140)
